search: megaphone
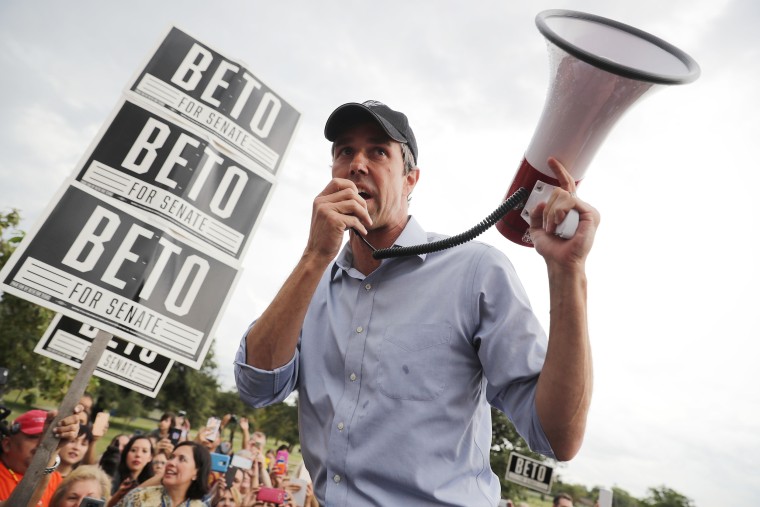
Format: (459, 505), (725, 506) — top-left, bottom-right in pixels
(496, 9), (700, 246)
(371, 9), (700, 260)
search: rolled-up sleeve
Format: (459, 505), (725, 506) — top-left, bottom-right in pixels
(474, 247), (555, 459)
(234, 328), (299, 408)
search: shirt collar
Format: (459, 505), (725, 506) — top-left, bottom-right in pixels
(331, 216), (427, 281)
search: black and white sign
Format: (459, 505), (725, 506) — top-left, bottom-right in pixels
(505, 452), (555, 494)
(75, 98), (273, 260)
(0, 183), (240, 369)
(130, 26), (300, 174)
(36, 314), (173, 397)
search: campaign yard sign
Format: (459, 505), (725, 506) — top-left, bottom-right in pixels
(75, 98), (274, 261)
(0, 183), (240, 369)
(130, 26), (300, 175)
(1, 27), (298, 374)
(36, 314), (173, 397)
(505, 452), (555, 494)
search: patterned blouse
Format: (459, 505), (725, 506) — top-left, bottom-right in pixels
(116, 485), (205, 507)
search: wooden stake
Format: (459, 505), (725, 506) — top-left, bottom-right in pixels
(6, 328), (112, 507)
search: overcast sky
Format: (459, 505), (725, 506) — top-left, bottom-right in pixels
(1, 1), (758, 505)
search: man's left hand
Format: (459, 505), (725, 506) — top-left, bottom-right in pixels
(528, 157), (600, 269)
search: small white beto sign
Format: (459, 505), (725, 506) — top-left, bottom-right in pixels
(505, 452), (555, 494)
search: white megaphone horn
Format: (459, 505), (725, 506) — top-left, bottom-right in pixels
(496, 9), (700, 247)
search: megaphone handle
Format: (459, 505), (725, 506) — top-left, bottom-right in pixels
(555, 209), (579, 239)
(521, 180), (579, 239)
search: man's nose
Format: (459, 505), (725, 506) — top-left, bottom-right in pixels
(349, 151), (369, 175)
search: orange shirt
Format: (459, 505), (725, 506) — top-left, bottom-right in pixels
(0, 460), (62, 507)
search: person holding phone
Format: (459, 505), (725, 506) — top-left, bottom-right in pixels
(49, 465), (111, 507)
(57, 424), (93, 478)
(147, 413), (176, 444)
(113, 441), (210, 507)
(81, 412), (110, 467)
(235, 100), (599, 506)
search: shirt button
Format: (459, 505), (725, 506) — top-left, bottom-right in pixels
(356, 326), (364, 333)
(349, 373), (357, 381)
(337, 422), (345, 431)
(333, 474), (342, 483)
(365, 283), (372, 290)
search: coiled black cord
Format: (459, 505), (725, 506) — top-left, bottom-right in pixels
(372, 187), (529, 259)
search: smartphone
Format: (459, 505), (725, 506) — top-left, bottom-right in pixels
(288, 477), (308, 507)
(210, 452), (230, 473)
(256, 487), (286, 505)
(169, 427), (182, 445)
(92, 412), (109, 438)
(80, 497), (105, 507)
(230, 453), (253, 471)
(224, 465), (239, 487)
(206, 417), (221, 441)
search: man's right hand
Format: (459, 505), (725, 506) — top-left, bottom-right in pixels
(305, 178), (372, 262)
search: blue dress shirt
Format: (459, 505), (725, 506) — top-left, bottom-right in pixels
(235, 216), (554, 506)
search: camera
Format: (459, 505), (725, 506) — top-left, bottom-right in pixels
(229, 414), (238, 424)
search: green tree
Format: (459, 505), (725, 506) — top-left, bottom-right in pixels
(0, 209), (72, 402)
(94, 382), (150, 423)
(641, 486), (694, 507)
(212, 389), (251, 449)
(153, 341), (221, 425)
(611, 486), (643, 507)
(490, 408), (550, 500)
(254, 400), (299, 447)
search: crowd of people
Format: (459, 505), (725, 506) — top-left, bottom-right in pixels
(0, 394), (318, 507)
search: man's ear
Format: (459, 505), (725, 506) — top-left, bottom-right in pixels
(404, 167), (420, 198)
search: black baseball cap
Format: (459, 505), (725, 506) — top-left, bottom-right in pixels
(324, 100), (418, 163)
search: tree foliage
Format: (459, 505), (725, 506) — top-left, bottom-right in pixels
(0, 209), (72, 402)
(490, 407), (552, 500)
(641, 486), (694, 507)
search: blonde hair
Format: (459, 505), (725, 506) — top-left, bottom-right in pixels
(50, 465), (111, 507)
(214, 486), (242, 506)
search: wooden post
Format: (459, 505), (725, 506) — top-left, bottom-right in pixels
(5, 328), (112, 507)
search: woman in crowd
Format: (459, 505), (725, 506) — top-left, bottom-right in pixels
(57, 424), (93, 478)
(50, 465), (111, 507)
(114, 441), (210, 507)
(108, 435), (154, 505)
(150, 451), (169, 478)
(210, 485), (241, 507)
(147, 412), (176, 444)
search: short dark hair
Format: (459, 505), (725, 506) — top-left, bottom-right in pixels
(78, 423), (94, 444)
(554, 492), (573, 505)
(174, 441), (211, 500)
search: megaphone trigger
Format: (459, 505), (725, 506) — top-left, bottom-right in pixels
(521, 181), (580, 239)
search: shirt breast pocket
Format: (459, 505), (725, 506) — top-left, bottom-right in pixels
(377, 324), (452, 401)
